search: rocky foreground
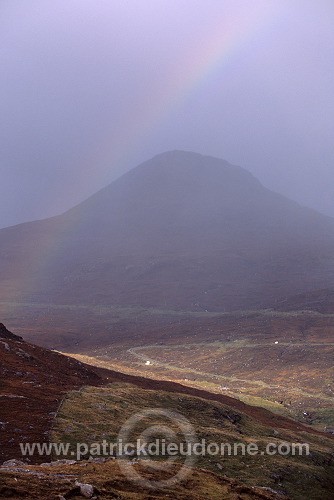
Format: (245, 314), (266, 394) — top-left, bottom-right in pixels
(0, 458), (289, 499)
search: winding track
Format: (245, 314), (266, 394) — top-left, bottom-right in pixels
(127, 342), (334, 402)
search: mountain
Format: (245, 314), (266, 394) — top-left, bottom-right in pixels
(1, 150), (334, 311)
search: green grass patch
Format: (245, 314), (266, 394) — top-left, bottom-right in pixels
(51, 382), (334, 500)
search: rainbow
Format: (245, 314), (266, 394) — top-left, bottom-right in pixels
(1, 3), (281, 310)
(92, 2), (281, 176)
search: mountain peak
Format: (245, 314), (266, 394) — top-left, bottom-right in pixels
(129, 150), (261, 186)
(1, 151), (334, 312)
(65, 150), (264, 228)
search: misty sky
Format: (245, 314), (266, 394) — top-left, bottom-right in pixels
(1, 0), (334, 229)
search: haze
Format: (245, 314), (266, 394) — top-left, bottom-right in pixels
(1, 0), (334, 229)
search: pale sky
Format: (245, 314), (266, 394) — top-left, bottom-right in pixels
(1, 0), (334, 228)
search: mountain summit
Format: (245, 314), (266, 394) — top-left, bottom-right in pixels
(1, 150), (334, 311)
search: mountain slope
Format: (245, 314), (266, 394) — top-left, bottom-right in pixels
(0, 323), (102, 463)
(1, 150), (334, 311)
(1, 323), (333, 500)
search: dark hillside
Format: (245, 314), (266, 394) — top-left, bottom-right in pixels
(1, 151), (334, 311)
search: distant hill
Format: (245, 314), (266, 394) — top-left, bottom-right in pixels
(1, 150), (334, 311)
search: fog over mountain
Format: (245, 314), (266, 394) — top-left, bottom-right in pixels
(1, 1), (334, 229)
(1, 151), (334, 312)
